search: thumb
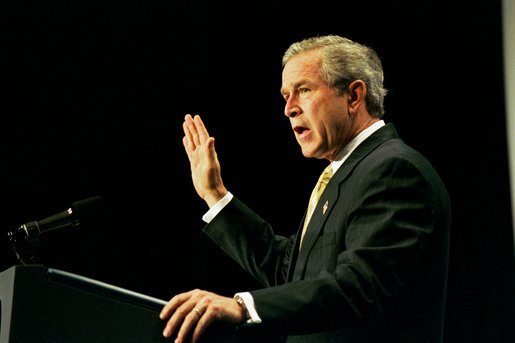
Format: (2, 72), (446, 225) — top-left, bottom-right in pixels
(206, 137), (216, 159)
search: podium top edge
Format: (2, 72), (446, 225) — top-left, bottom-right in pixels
(45, 267), (168, 310)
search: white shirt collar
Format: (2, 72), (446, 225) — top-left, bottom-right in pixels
(331, 120), (386, 173)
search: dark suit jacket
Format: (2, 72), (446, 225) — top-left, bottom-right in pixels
(202, 123), (451, 343)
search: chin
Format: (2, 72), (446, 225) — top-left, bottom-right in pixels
(299, 141), (323, 159)
(300, 148), (317, 159)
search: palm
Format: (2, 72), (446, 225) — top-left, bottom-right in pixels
(182, 114), (227, 206)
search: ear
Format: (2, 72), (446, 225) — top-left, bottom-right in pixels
(347, 80), (367, 114)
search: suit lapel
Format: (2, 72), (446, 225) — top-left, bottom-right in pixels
(289, 124), (400, 281)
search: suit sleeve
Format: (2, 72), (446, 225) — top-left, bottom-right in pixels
(201, 197), (295, 288)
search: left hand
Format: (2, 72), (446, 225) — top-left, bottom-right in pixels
(160, 289), (246, 343)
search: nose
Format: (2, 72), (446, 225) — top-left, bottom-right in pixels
(284, 96), (301, 118)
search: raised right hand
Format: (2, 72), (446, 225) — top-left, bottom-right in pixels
(182, 114), (228, 207)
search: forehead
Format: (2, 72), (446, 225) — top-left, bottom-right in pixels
(281, 50), (323, 88)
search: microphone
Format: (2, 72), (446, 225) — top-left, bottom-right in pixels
(7, 196), (106, 265)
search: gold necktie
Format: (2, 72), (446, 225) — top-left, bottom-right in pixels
(300, 164), (333, 248)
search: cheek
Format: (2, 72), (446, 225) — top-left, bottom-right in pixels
(307, 96), (341, 134)
(305, 98), (324, 123)
(323, 112), (346, 144)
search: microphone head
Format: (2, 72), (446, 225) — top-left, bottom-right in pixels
(71, 196), (107, 230)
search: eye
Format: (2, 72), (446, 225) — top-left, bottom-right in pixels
(299, 87), (309, 94)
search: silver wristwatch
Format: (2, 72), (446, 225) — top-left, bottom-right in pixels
(234, 295), (250, 320)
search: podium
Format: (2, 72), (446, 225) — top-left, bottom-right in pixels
(0, 265), (244, 342)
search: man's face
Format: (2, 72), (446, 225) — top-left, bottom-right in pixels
(280, 50), (352, 161)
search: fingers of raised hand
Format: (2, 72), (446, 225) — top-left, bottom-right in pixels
(183, 116), (200, 148)
(183, 114), (211, 149)
(193, 115), (210, 143)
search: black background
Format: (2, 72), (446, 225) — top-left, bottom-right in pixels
(1, 1), (514, 342)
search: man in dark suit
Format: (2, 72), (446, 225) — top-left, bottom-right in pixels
(160, 35), (451, 343)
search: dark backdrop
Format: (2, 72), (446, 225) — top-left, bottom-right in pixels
(1, 1), (513, 342)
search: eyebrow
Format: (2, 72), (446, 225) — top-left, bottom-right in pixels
(280, 80), (310, 96)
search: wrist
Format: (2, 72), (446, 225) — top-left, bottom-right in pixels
(205, 188), (228, 208)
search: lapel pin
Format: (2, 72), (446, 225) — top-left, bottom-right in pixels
(323, 200), (329, 214)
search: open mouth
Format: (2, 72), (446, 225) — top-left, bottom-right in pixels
(294, 126), (307, 134)
(293, 126), (310, 139)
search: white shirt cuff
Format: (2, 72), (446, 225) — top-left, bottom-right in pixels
(234, 292), (262, 324)
(202, 192), (234, 223)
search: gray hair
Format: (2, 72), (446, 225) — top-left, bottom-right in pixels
(282, 35), (387, 118)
